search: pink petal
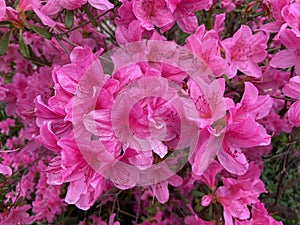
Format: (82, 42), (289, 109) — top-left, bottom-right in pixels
(270, 49), (297, 69)
(65, 176), (86, 204)
(0, 0), (5, 18)
(190, 129), (223, 176)
(237, 60), (262, 78)
(152, 180), (169, 203)
(33, 8), (56, 28)
(283, 76), (300, 99)
(288, 100), (300, 127)
(174, 9), (198, 33)
(217, 145), (249, 175)
(34, 121), (60, 152)
(0, 163), (12, 176)
(88, 0), (114, 10)
(60, 0), (87, 10)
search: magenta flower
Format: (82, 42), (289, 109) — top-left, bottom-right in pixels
(283, 76), (300, 126)
(190, 81), (271, 176)
(215, 163), (266, 225)
(186, 25), (228, 77)
(282, 2), (300, 37)
(0, 163), (12, 176)
(270, 29), (300, 75)
(133, 0), (174, 30)
(0, 205), (35, 225)
(222, 25), (268, 78)
(167, 0), (212, 33)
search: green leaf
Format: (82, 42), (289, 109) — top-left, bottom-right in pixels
(30, 25), (51, 40)
(252, 3), (259, 14)
(18, 30), (30, 59)
(0, 174), (6, 183)
(65, 10), (74, 29)
(83, 5), (98, 27)
(15, 197), (23, 206)
(0, 30), (12, 56)
(291, 127), (300, 141)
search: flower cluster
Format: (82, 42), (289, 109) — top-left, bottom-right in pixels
(0, 0), (299, 224)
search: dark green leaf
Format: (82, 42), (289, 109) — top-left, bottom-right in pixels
(291, 127), (300, 141)
(15, 197), (23, 206)
(83, 5), (98, 27)
(0, 30), (12, 56)
(0, 174), (6, 183)
(30, 25), (51, 40)
(65, 10), (74, 29)
(7, 198), (12, 207)
(18, 30), (30, 59)
(252, 3), (259, 13)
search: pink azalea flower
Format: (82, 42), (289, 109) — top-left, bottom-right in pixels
(193, 160), (223, 190)
(186, 25), (228, 76)
(283, 76), (300, 99)
(220, 0), (236, 12)
(282, 2), (300, 37)
(283, 76), (300, 126)
(248, 202), (283, 225)
(0, 118), (14, 135)
(167, 0), (212, 33)
(46, 137), (106, 210)
(216, 163), (266, 225)
(0, 205), (35, 225)
(287, 99), (300, 126)
(261, 0), (289, 33)
(132, 0), (174, 30)
(0, 163), (12, 176)
(233, 82), (273, 120)
(17, 0), (56, 28)
(43, 0), (114, 11)
(270, 29), (300, 75)
(116, 20), (144, 45)
(222, 25), (268, 78)
(190, 80), (271, 176)
(151, 173), (182, 203)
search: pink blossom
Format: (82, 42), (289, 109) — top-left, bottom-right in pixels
(216, 163), (266, 225)
(132, 0), (174, 30)
(0, 205), (35, 225)
(222, 25), (268, 78)
(17, 0), (56, 28)
(261, 0), (289, 33)
(88, 0), (114, 11)
(186, 25), (228, 76)
(0, 118), (14, 135)
(116, 20), (144, 44)
(193, 160), (223, 189)
(149, 163), (183, 203)
(248, 202), (283, 225)
(283, 76), (300, 99)
(0, 163), (12, 176)
(270, 29), (300, 75)
(233, 82), (273, 120)
(283, 76), (300, 126)
(286, 99), (300, 126)
(220, 0), (236, 12)
(282, 2), (300, 37)
(167, 0), (212, 33)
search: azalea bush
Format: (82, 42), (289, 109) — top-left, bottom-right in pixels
(0, 0), (300, 224)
